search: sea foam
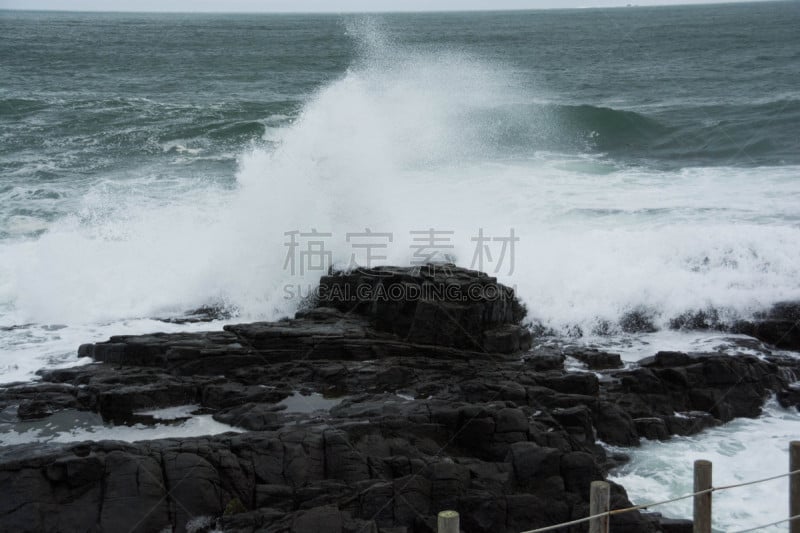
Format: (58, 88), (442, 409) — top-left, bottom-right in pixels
(0, 23), (799, 341)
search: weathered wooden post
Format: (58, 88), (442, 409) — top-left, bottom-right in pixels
(791, 441), (800, 533)
(437, 510), (459, 533)
(693, 459), (712, 533)
(589, 480), (610, 533)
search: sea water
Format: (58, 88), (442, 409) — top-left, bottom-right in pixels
(1, 4), (799, 528)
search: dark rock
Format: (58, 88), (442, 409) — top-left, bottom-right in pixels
(592, 402), (639, 446)
(156, 304), (235, 324)
(0, 383), (79, 420)
(565, 347), (623, 370)
(666, 412), (717, 436)
(101, 450), (171, 533)
(640, 351), (692, 368)
(536, 373), (599, 396)
(523, 350), (565, 371)
(732, 301), (800, 350)
(505, 494), (570, 533)
(560, 451), (601, 497)
(316, 265), (527, 353)
(1, 266), (797, 533)
(214, 402), (283, 431)
(658, 516), (694, 533)
(255, 484), (294, 511)
(668, 308), (723, 331)
(484, 324), (533, 354)
(768, 301), (800, 321)
(551, 405), (594, 445)
(634, 417), (670, 441)
(778, 384), (800, 410)
(619, 308), (658, 333)
(507, 442), (561, 489)
(202, 382), (289, 409)
(290, 505), (346, 533)
(430, 462), (470, 508)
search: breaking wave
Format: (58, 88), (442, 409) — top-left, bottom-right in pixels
(0, 23), (799, 339)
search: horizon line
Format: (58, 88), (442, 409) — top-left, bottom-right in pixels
(0, 0), (781, 16)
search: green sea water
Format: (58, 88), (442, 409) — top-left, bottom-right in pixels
(0, 1), (799, 357)
(1, 3), (798, 231)
(1, 6), (800, 529)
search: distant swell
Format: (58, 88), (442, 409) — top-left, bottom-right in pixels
(469, 99), (800, 165)
(0, 23), (799, 337)
(560, 103), (669, 143)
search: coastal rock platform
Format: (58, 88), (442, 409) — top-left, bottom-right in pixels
(1, 266), (799, 533)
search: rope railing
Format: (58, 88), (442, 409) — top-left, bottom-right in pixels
(436, 441), (800, 533)
(516, 465), (800, 533)
(728, 514), (800, 533)
(514, 488), (713, 533)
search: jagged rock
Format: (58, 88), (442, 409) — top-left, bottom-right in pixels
(640, 351), (693, 368)
(669, 308), (724, 331)
(665, 412), (717, 436)
(523, 349), (565, 371)
(1, 266), (798, 532)
(536, 372), (599, 396)
(565, 347), (624, 370)
(778, 384), (800, 410)
(507, 442), (561, 489)
(551, 404), (593, 436)
(214, 402), (284, 430)
(316, 264), (529, 353)
(658, 516), (694, 533)
(619, 308), (658, 333)
(634, 417), (670, 441)
(732, 301), (800, 350)
(560, 451), (601, 496)
(0, 383), (80, 420)
(592, 402), (639, 446)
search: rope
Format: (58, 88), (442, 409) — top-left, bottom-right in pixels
(727, 514), (800, 533)
(608, 487), (712, 515)
(517, 513), (598, 533)
(518, 469), (800, 533)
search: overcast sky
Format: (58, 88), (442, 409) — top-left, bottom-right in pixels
(0, 0), (773, 13)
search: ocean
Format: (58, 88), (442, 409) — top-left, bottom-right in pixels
(1, 2), (799, 530)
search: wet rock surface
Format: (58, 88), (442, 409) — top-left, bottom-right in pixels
(732, 301), (800, 351)
(1, 267), (799, 533)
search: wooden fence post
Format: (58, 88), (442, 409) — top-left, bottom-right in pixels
(437, 510), (459, 533)
(791, 441), (800, 533)
(693, 459), (712, 533)
(589, 480), (610, 533)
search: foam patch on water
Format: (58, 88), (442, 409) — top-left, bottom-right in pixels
(609, 397), (800, 532)
(579, 330), (800, 364)
(0, 407), (241, 446)
(135, 404), (202, 419)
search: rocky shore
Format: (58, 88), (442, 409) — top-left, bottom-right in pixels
(1, 265), (799, 533)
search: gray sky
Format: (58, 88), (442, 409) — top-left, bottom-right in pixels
(0, 0), (772, 13)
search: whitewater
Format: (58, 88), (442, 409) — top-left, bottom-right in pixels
(1, 7), (800, 530)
